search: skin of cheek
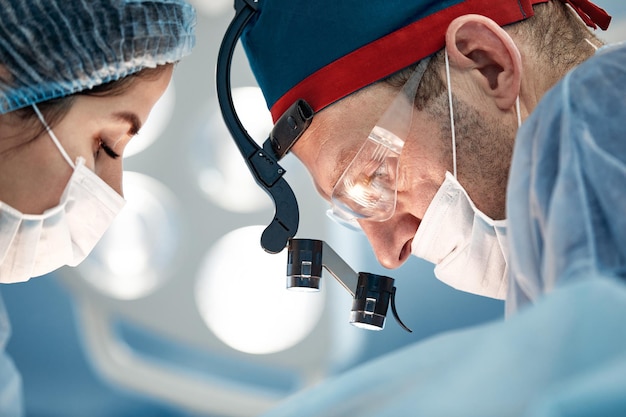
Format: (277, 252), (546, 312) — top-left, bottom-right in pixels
(396, 136), (450, 219)
(23, 134), (76, 213)
(444, 91), (517, 220)
(48, 107), (128, 195)
(52, 112), (102, 169)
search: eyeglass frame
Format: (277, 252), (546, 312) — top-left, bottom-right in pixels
(327, 56), (432, 230)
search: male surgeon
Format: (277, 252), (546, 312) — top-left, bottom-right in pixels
(227, 0), (626, 415)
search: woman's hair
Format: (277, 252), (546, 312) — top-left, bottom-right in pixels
(383, 0), (600, 109)
(14, 63), (173, 144)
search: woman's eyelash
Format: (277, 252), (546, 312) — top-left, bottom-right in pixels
(99, 140), (120, 159)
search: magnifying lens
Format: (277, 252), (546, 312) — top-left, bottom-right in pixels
(287, 239), (411, 332)
(216, 0), (411, 332)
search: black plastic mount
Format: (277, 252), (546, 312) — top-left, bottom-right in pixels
(216, 0), (310, 254)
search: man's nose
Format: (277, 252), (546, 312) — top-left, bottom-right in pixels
(358, 214), (419, 269)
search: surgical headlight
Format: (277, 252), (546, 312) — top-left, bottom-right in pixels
(216, 0), (412, 332)
(329, 57), (430, 228)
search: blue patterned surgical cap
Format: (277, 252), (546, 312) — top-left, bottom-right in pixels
(0, 0), (196, 114)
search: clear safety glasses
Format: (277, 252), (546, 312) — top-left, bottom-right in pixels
(328, 57), (431, 229)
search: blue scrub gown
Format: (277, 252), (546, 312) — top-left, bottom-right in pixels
(0, 294), (23, 417)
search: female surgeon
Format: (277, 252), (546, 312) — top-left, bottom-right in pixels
(0, 0), (196, 414)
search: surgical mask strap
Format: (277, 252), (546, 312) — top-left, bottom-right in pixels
(585, 38), (599, 51)
(32, 103), (76, 169)
(444, 49), (457, 179)
(444, 49), (523, 179)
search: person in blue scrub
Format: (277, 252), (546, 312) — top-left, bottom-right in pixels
(234, 0), (626, 415)
(0, 0), (196, 414)
(506, 41), (626, 313)
(240, 0), (619, 315)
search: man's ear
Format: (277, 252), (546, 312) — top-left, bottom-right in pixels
(445, 14), (522, 111)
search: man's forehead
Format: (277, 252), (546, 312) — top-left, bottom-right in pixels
(292, 121), (364, 199)
(304, 147), (359, 202)
(291, 82), (402, 192)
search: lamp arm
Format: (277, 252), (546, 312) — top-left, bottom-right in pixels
(216, 0), (299, 254)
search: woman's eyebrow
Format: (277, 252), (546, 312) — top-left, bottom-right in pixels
(113, 111), (142, 136)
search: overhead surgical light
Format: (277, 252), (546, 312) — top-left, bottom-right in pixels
(216, 0), (411, 332)
(189, 0), (231, 16)
(76, 171), (180, 300)
(195, 226), (325, 354)
(190, 86), (274, 212)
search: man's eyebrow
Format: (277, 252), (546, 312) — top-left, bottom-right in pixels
(113, 111), (142, 136)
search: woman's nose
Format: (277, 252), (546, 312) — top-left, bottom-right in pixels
(358, 213), (419, 269)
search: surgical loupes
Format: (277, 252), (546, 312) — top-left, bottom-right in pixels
(287, 238), (411, 332)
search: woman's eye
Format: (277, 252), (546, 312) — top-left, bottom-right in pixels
(97, 139), (120, 159)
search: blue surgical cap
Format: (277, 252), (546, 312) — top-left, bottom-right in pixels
(241, 0), (610, 122)
(0, 0), (196, 114)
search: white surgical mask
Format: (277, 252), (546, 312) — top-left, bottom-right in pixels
(0, 105), (125, 283)
(410, 48), (521, 300)
(412, 172), (509, 299)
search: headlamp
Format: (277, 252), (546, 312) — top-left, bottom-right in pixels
(216, 0), (411, 332)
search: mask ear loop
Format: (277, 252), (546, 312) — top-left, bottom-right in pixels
(32, 103), (76, 169)
(584, 38), (599, 51)
(444, 48), (457, 179)
(446, 49), (524, 173)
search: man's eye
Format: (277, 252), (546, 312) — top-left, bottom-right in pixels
(364, 162), (391, 183)
(373, 165), (390, 179)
